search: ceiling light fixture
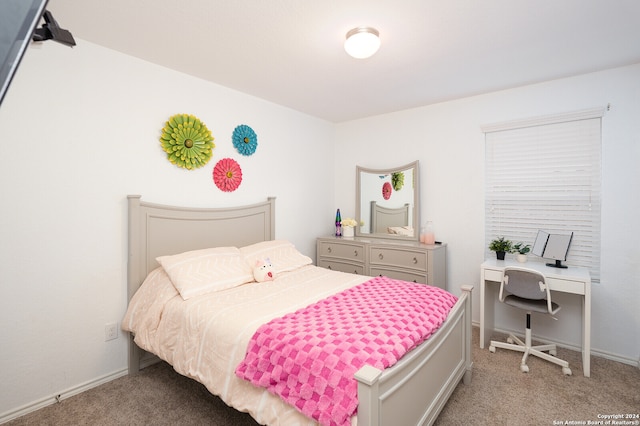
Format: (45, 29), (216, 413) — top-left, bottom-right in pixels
(344, 27), (380, 59)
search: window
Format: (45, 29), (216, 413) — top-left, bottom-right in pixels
(482, 108), (604, 281)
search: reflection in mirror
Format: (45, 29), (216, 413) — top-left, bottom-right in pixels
(356, 161), (420, 241)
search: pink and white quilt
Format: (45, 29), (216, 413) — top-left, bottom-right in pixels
(235, 276), (458, 426)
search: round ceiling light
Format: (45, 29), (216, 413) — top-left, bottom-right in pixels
(344, 27), (380, 59)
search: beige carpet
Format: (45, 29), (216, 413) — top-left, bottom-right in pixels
(6, 328), (639, 426)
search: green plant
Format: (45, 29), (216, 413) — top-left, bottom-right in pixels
(511, 242), (531, 255)
(488, 237), (512, 253)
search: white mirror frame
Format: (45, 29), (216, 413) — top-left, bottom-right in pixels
(355, 161), (420, 241)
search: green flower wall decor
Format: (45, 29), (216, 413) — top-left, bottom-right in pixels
(391, 171), (405, 191)
(160, 114), (215, 170)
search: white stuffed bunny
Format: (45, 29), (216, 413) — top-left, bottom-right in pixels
(253, 258), (275, 282)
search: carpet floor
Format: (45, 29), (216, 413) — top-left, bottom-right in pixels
(6, 327), (639, 425)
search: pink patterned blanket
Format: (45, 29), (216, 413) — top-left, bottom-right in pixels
(235, 276), (458, 426)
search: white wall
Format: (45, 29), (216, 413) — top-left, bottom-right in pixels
(1, 37), (638, 421)
(335, 63), (640, 365)
(0, 40), (335, 420)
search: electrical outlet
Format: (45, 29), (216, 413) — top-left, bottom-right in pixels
(105, 322), (118, 341)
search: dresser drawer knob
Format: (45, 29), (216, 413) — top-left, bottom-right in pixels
(354, 250), (358, 257)
(378, 253), (384, 260)
(413, 257), (418, 264)
(327, 247), (332, 253)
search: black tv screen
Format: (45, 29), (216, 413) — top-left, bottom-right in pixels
(0, 0), (48, 107)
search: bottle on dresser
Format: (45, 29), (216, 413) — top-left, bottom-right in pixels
(420, 221), (435, 244)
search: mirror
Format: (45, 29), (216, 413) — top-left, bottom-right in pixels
(356, 161), (420, 241)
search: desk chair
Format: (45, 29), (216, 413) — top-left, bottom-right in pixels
(489, 266), (572, 375)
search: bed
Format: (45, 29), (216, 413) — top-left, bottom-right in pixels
(124, 195), (473, 426)
(370, 201), (413, 236)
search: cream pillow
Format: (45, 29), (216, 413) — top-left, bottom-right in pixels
(157, 247), (253, 300)
(240, 240), (312, 274)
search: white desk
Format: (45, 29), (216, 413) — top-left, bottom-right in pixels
(480, 259), (591, 377)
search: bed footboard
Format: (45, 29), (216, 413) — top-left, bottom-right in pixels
(355, 285), (473, 426)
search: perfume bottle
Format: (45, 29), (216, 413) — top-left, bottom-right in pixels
(335, 209), (342, 237)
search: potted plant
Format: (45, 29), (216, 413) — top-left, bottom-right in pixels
(511, 242), (531, 263)
(489, 237), (512, 260)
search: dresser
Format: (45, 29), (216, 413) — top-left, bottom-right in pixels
(316, 236), (447, 289)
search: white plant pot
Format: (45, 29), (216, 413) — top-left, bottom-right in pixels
(342, 226), (354, 237)
(516, 254), (528, 263)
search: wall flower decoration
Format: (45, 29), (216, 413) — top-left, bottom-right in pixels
(232, 124), (258, 156)
(160, 114), (215, 170)
(391, 171), (405, 191)
(382, 182), (392, 200)
(213, 158), (242, 192)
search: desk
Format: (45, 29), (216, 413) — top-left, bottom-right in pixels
(480, 259), (591, 377)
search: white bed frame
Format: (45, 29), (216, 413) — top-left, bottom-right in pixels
(370, 201), (410, 234)
(127, 195), (473, 426)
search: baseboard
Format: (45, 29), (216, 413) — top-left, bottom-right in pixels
(472, 321), (639, 367)
(0, 368), (128, 424)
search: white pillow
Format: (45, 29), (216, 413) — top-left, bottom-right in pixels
(240, 240), (312, 274)
(157, 247), (253, 300)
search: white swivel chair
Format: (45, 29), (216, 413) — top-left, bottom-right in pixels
(489, 266), (572, 375)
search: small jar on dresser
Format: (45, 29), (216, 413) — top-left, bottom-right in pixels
(316, 236), (447, 290)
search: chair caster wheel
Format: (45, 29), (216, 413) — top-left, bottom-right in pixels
(507, 337), (514, 344)
(562, 367), (572, 376)
(489, 346), (495, 353)
(520, 364), (529, 373)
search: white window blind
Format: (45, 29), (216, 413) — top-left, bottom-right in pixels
(483, 108), (604, 281)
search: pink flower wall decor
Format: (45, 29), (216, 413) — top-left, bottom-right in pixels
(213, 158), (242, 192)
(382, 181), (392, 200)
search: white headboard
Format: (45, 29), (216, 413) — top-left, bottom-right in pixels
(126, 195), (275, 372)
(370, 201), (410, 233)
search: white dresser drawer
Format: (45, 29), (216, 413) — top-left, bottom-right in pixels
(370, 246), (427, 271)
(318, 241), (365, 264)
(370, 267), (427, 284)
(318, 259), (366, 275)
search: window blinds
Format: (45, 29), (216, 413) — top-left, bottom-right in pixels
(483, 108), (604, 281)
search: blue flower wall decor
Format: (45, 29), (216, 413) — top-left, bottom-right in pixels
(232, 124), (258, 156)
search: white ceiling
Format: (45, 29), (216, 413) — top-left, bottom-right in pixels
(47, 0), (640, 123)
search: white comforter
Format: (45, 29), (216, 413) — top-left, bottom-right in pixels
(123, 264), (368, 426)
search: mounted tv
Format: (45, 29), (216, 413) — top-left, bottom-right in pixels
(0, 0), (48, 107)
(532, 230), (573, 268)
